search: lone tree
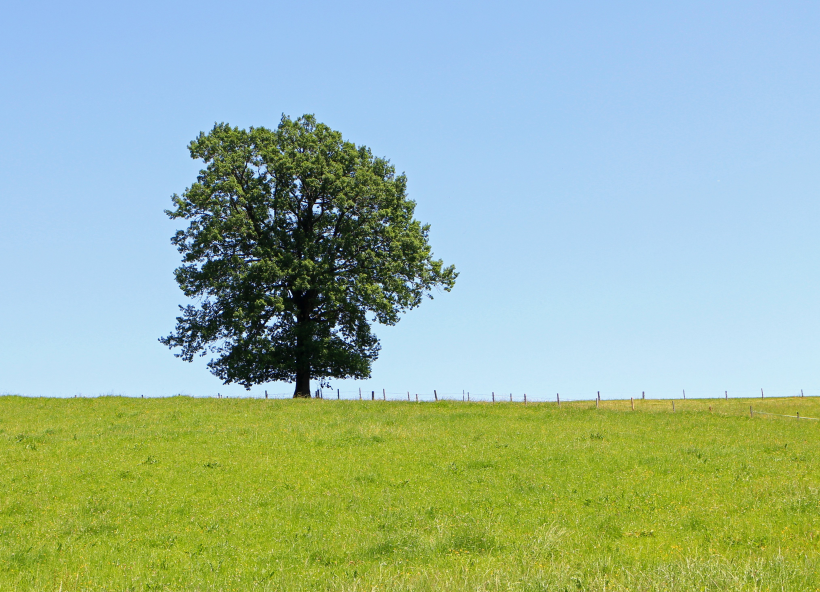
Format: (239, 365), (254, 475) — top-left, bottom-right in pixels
(161, 115), (457, 397)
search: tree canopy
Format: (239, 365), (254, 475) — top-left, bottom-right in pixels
(161, 115), (457, 397)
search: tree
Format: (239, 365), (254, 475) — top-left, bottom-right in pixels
(160, 115), (457, 397)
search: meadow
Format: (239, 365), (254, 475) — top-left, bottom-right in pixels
(1, 395), (819, 591)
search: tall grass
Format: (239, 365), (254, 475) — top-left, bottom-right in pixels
(1, 396), (818, 591)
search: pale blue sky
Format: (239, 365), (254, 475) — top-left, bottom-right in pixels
(1, 1), (818, 400)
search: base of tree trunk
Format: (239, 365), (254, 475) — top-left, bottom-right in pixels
(293, 372), (311, 398)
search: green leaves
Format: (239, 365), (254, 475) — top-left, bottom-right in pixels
(161, 115), (457, 394)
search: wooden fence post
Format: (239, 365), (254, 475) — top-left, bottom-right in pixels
(359, 388), (362, 400)
(371, 390), (374, 401)
(642, 391), (645, 400)
(750, 406), (753, 418)
(415, 393), (418, 403)
(797, 411), (800, 419)
(434, 390), (438, 401)
(801, 389), (804, 398)
(492, 392), (495, 403)
(725, 390), (727, 400)
(337, 389), (340, 400)
(672, 401), (675, 412)
(631, 397), (634, 411)
(761, 388), (764, 398)
(468, 392), (470, 402)
(683, 389), (686, 400)
(524, 393), (527, 405)
(557, 393), (560, 406)
(265, 390), (268, 399)
(510, 393), (512, 402)
(407, 391), (410, 401)
(383, 389), (386, 401)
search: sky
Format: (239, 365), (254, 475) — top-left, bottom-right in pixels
(1, 1), (818, 400)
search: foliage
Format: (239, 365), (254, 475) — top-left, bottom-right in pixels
(1, 396), (819, 590)
(161, 115), (456, 395)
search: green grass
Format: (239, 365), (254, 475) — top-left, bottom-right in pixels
(1, 396), (819, 591)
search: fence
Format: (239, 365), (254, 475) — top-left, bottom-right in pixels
(216, 387), (814, 405)
(208, 388), (818, 421)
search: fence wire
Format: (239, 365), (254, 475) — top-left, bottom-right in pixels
(222, 388), (815, 407)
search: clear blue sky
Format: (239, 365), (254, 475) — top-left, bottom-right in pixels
(1, 1), (818, 400)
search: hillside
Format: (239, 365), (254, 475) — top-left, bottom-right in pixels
(1, 396), (818, 591)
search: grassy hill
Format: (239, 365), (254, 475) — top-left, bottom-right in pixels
(1, 395), (819, 591)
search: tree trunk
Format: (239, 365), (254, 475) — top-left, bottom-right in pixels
(293, 369), (311, 398)
(293, 289), (314, 398)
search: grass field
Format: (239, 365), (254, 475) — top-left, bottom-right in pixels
(1, 395), (819, 591)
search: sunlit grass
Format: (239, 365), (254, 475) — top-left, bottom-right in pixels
(1, 395), (819, 591)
